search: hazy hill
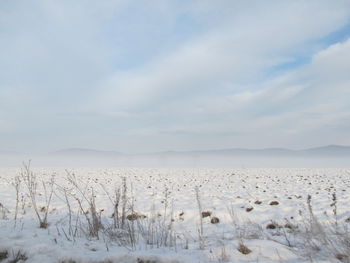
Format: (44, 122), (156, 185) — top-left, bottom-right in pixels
(51, 148), (123, 157)
(50, 145), (350, 158)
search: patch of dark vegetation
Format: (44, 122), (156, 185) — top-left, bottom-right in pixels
(335, 253), (349, 262)
(246, 207), (254, 212)
(0, 250), (8, 261)
(137, 258), (158, 263)
(210, 216), (220, 224)
(126, 213), (147, 221)
(284, 222), (297, 230)
(201, 211), (212, 218)
(8, 250), (28, 263)
(266, 222), (278, 229)
(59, 260), (78, 263)
(238, 242), (252, 255)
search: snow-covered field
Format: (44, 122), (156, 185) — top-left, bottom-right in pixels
(1, 166), (350, 262)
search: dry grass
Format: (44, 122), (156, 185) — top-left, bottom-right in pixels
(21, 161), (54, 229)
(3, 166), (350, 263)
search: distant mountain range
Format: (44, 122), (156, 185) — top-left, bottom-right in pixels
(1, 145), (349, 167)
(48, 145), (350, 158)
(51, 148), (123, 157)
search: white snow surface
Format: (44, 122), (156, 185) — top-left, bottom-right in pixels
(0, 167), (349, 262)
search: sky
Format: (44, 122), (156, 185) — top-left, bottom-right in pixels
(1, 0), (350, 154)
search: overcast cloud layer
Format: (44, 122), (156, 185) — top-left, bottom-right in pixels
(1, 0), (350, 154)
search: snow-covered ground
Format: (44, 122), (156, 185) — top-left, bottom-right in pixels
(1, 167), (349, 262)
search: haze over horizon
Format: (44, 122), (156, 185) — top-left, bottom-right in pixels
(1, 0), (350, 153)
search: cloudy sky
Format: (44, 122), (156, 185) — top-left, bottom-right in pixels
(1, 0), (350, 154)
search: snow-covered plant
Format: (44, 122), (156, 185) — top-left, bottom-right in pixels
(21, 161), (54, 228)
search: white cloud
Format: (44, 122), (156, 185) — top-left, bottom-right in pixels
(94, 0), (350, 111)
(1, 0), (350, 151)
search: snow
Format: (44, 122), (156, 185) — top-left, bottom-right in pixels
(1, 167), (349, 262)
